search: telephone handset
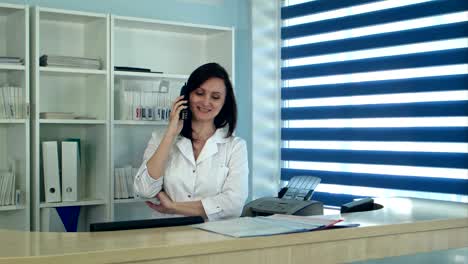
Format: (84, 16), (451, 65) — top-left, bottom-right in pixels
(179, 83), (190, 120)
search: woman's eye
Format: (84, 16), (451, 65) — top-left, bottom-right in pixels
(212, 96), (220, 100)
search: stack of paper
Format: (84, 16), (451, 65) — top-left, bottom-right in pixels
(193, 214), (358, 238)
(0, 160), (17, 206)
(39, 112), (96, 120)
(40, 55), (101, 69)
(39, 112), (76, 119)
(0, 86), (24, 119)
(114, 166), (138, 199)
(0, 56), (23, 65)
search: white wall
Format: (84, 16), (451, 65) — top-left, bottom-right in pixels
(250, 0), (281, 199)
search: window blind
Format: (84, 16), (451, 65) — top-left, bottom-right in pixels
(281, 0), (468, 207)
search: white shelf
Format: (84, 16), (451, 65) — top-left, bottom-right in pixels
(0, 119), (27, 124)
(39, 7), (107, 23)
(0, 205), (25, 211)
(40, 199), (106, 208)
(40, 119), (107, 124)
(113, 198), (158, 204)
(0, 64), (24, 71)
(114, 15), (231, 35)
(114, 120), (168, 126)
(40, 66), (106, 75)
(114, 71), (188, 80)
(0, 3), (26, 14)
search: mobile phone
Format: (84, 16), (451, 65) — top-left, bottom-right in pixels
(179, 83), (189, 120)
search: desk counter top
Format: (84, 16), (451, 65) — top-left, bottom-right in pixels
(1, 197), (467, 264)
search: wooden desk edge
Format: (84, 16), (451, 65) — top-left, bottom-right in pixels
(2, 217), (467, 264)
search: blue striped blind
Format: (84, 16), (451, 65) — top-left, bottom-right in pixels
(281, 0), (468, 206)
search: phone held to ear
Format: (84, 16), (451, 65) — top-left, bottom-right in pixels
(179, 83), (189, 120)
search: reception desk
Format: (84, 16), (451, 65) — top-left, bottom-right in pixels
(1, 197), (467, 264)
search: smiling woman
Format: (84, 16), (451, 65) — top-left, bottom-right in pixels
(133, 63), (249, 222)
(189, 78), (226, 123)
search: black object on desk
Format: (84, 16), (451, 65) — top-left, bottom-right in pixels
(340, 197), (376, 213)
(90, 216), (204, 232)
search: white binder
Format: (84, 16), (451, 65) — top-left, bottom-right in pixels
(6, 159), (16, 205)
(0, 172), (7, 205)
(61, 141), (80, 202)
(4, 171), (13, 205)
(120, 168), (129, 199)
(125, 166), (134, 198)
(42, 141), (61, 203)
(114, 168), (121, 199)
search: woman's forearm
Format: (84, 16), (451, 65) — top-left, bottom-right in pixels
(173, 200), (207, 219)
(146, 131), (177, 180)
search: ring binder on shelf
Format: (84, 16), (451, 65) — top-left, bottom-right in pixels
(42, 141), (61, 203)
(61, 141), (80, 202)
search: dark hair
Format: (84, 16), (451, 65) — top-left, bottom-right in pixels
(180, 62), (237, 139)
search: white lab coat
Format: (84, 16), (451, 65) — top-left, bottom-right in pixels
(134, 127), (249, 221)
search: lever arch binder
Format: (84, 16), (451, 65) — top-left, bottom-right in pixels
(42, 141), (61, 203)
(61, 141), (80, 202)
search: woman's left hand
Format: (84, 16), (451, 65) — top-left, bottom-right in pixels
(145, 192), (177, 214)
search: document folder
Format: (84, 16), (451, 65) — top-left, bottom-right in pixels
(193, 214), (349, 238)
(42, 141), (61, 203)
(61, 141), (79, 202)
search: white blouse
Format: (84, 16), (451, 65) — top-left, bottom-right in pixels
(133, 128), (249, 221)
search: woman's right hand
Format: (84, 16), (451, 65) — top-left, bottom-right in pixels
(165, 95), (188, 137)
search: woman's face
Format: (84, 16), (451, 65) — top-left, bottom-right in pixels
(189, 77), (226, 122)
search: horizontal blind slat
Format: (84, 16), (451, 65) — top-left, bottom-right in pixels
(282, 0), (378, 20)
(281, 127), (468, 142)
(282, 21), (468, 59)
(281, 74), (468, 99)
(281, 100), (468, 119)
(281, 48), (468, 80)
(281, 148), (468, 169)
(281, 168), (468, 195)
(282, 0), (468, 40)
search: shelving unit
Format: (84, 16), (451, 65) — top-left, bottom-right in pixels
(31, 7), (110, 231)
(1, 4), (236, 231)
(0, 3), (30, 231)
(110, 15), (234, 221)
